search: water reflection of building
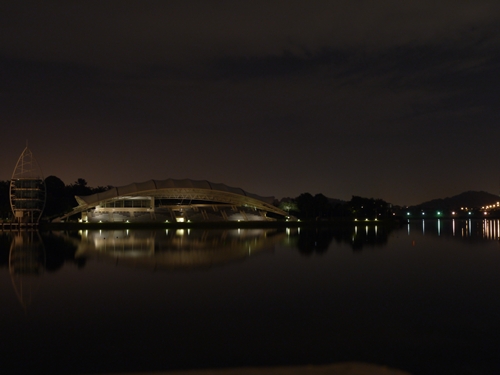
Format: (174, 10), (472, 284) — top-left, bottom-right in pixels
(72, 229), (285, 270)
(9, 231), (45, 311)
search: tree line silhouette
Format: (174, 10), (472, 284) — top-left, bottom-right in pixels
(278, 193), (393, 221)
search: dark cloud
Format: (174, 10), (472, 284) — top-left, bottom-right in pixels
(2, 1), (500, 66)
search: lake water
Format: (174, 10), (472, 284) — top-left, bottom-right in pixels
(1, 220), (500, 375)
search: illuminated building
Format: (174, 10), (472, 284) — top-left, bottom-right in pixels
(56, 179), (289, 223)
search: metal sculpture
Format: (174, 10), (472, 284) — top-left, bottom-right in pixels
(10, 147), (46, 225)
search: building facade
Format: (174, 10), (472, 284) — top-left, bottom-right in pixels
(57, 179), (289, 223)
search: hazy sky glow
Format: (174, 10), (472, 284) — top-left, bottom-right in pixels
(2, 1), (500, 205)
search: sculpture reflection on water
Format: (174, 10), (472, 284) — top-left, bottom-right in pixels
(9, 231), (45, 311)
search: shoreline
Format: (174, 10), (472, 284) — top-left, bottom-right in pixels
(0, 218), (404, 232)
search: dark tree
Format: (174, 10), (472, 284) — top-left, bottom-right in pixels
(312, 193), (331, 218)
(44, 175), (74, 218)
(68, 178), (92, 196)
(278, 197), (299, 215)
(294, 193), (334, 220)
(0, 180), (10, 220)
(295, 192), (315, 219)
(93, 185), (113, 193)
(348, 196), (391, 219)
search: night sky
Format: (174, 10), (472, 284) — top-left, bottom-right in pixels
(2, 1), (500, 205)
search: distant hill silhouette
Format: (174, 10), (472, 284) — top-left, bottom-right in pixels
(410, 191), (499, 211)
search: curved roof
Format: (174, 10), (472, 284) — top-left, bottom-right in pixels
(76, 179), (274, 205)
(60, 178), (287, 220)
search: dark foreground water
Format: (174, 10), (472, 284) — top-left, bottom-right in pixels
(1, 220), (500, 375)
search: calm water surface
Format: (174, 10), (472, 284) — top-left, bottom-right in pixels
(1, 220), (500, 375)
